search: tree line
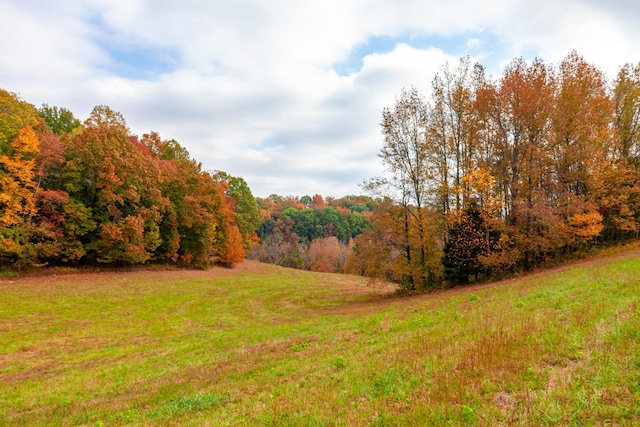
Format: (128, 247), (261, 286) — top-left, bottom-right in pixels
(5, 50), (640, 286)
(0, 90), (259, 270)
(347, 52), (640, 290)
(248, 194), (374, 272)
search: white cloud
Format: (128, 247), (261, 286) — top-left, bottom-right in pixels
(1, 0), (639, 196)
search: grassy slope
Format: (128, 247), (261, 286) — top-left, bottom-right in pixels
(0, 251), (639, 426)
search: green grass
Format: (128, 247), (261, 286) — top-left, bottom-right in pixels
(1, 252), (639, 426)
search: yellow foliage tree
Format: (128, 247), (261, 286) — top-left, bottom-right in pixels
(0, 126), (39, 226)
(568, 210), (604, 244)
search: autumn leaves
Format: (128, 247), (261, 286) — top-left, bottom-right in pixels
(358, 52), (640, 288)
(0, 93), (251, 269)
(2, 50), (640, 283)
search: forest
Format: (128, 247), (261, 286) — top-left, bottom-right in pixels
(0, 93), (255, 269)
(253, 52), (640, 291)
(2, 51), (640, 291)
(248, 194), (374, 272)
(348, 51), (640, 290)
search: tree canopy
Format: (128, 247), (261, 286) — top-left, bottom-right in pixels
(5, 50), (640, 285)
(0, 91), (248, 269)
(351, 52), (640, 289)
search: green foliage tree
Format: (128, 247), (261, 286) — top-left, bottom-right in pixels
(280, 207), (322, 244)
(37, 104), (81, 135)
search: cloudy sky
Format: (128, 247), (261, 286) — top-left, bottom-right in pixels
(1, 1), (638, 197)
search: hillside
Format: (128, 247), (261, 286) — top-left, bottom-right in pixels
(1, 250), (639, 425)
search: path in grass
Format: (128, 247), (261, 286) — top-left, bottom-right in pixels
(1, 254), (639, 425)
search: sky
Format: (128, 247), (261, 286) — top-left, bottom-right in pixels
(1, 1), (639, 198)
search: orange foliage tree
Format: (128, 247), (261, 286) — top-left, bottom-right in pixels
(361, 51), (640, 287)
(308, 236), (347, 273)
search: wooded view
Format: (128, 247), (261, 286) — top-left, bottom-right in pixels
(358, 51), (640, 289)
(0, 95), (248, 269)
(2, 51), (640, 290)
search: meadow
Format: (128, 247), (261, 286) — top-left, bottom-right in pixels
(1, 250), (639, 426)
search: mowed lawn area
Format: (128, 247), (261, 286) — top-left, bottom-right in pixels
(1, 251), (639, 426)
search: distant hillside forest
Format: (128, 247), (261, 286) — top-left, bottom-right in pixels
(3, 51), (640, 289)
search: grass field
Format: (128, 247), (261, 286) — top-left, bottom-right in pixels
(1, 250), (639, 426)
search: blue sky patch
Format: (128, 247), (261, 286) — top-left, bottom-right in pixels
(87, 11), (180, 80)
(332, 30), (508, 77)
(104, 45), (179, 80)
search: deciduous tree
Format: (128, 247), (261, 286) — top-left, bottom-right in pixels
(214, 171), (261, 250)
(59, 106), (165, 264)
(37, 104), (81, 135)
